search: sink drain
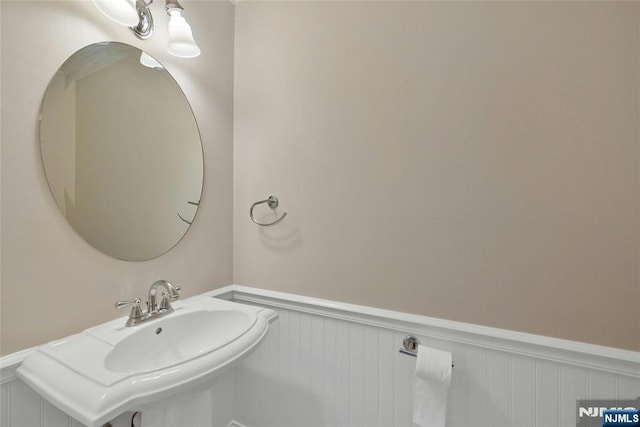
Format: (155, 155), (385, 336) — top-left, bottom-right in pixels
(155, 327), (162, 334)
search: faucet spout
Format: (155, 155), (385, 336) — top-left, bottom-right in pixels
(148, 280), (181, 313)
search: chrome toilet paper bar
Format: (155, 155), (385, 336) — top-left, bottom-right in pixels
(399, 335), (454, 367)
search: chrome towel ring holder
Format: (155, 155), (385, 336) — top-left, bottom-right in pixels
(250, 195), (288, 226)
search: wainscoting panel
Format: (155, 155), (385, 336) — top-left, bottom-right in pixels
(0, 376), (234, 427)
(0, 379), (80, 427)
(1, 383), (9, 427)
(141, 372), (235, 427)
(225, 286), (640, 427)
(511, 355), (535, 427)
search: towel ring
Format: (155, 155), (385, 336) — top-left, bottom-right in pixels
(250, 195), (288, 226)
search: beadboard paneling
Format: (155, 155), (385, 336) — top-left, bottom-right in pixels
(0, 377), (234, 427)
(1, 383), (9, 427)
(141, 373), (234, 427)
(10, 380), (42, 427)
(228, 288), (640, 427)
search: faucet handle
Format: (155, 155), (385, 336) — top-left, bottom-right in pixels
(115, 297), (143, 321)
(115, 297), (141, 309)
(159, 291), (173, 311)
(171, 286), (182, 301)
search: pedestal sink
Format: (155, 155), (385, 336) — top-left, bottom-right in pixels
(16, 294), (278, 427)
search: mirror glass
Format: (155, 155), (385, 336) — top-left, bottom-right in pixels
(40, 42), (203, 261)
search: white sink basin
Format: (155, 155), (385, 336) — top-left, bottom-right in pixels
(16, 294), (277, 427)
(105, 309), (254, 374)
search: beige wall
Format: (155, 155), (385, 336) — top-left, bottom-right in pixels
(1, 0), (638, 356)
(233, 1), (640, 350)
(0, 0), (235, 356)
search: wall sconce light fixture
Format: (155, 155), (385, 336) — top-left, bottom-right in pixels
(92, 0), (201, 58)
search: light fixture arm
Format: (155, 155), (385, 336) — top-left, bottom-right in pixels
(130, 0), (186, 41)
(99, 0), (200, 58)
(130, 0), (154, 39)
(165, 0), (184, 15)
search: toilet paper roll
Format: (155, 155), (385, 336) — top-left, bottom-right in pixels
(413, 345), (452, 427)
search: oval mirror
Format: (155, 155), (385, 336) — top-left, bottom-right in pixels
(39, 42), (203, 261)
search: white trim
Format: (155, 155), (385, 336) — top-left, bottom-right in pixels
(0, 346), (36, 385)
(204, 285), (640, 377)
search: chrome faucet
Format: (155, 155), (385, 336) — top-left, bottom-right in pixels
(148, 280), (181, 313)
(115, 280), (182, 327)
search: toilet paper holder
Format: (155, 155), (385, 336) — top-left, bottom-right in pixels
(399, 335), (454, 367)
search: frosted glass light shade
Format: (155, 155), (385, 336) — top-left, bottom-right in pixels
(92, 0), (139, 27)
(167, 13), (201, 58)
